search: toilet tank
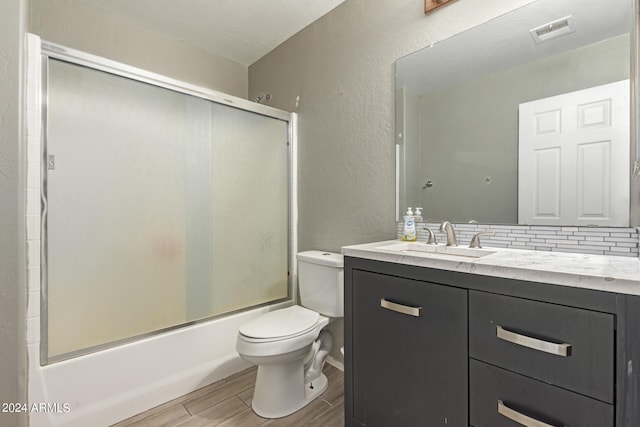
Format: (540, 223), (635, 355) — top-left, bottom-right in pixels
(296, 251), (344, 318)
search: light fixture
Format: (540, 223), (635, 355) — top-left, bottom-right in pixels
(529, 15), (576, 44)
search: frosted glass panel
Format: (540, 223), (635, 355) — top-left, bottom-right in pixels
(45, 59), (289, 360)
(210, 104), (289, 314)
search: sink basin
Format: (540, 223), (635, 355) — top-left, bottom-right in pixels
(378, 242), (496, 259)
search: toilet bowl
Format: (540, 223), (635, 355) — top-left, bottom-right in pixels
(237, 306), (331, 418)
(236, 251), (343, 419)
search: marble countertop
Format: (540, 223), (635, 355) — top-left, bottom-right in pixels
(342, 240), (640, 296)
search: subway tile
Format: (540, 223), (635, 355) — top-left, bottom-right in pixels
(571, 243), (612, 250)
(614, 243), (637, 248)
(483, 242), (509, 248)
(26, 316), (40, 344)
(26, 108), (42, 139)
(609, 233), (632, 238)
(574, 232), (610, 237)
(27, 240), (40, 267)
(395, 222), (640, 258)
(530, 226), (562, 231)
(605, 251), (637, 258)
(608, 246), (631, 253)
(28, 266), (40, 292)
(507, 233), (530, 239)
(579, 227), (635, 233)
(27, 137), (41, 164)
(27, 215), (40, 241)
(577, 240), (612, 247)
(532, 243), (556, 248)
(605, 237), (637, 243)
(27, 161), (40, 191)
(552, 247), (604, 255)
(27, 291), (40, 318)
(546, 239), (578, 245)
(27, 188), (40, 215)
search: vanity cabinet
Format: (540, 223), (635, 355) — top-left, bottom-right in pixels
(344, 256), (640, 427)
(350, 269), (467, 427)
(469, 291), (615, 427)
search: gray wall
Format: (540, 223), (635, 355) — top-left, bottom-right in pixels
(249, 0), (535, 253)
(30, 0), (249, 98)
(249, 0), (535, 362)
(0, 0), (28, 426)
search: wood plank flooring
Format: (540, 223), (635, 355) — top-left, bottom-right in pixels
(111, 364), (344, 427)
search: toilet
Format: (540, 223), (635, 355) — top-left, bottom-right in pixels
(236, 250), (344, 418)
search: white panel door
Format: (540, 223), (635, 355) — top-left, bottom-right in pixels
(518, 80), (629, 225)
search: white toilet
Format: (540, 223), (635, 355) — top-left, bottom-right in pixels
(236, 250), (344, 418)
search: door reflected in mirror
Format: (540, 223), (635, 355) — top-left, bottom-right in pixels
(396, 0), (634, 225)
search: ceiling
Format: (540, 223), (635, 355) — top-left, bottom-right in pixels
(397, 0), (633, 95)
(77, 0), (346, 65)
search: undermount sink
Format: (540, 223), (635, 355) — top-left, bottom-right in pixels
(378, 242), (496, 259)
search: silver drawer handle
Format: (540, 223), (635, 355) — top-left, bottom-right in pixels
(496, 326), (572, 357)
(380, 298), (423, 317)
(498, 400), (566, 427)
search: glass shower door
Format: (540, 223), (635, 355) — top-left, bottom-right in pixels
(44, 58), (290, 362)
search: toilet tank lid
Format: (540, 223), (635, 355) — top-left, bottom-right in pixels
(297, 251), (343, 268)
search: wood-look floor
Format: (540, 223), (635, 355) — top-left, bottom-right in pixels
(112, 364), (344, 427)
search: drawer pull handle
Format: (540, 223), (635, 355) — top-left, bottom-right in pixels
(498, 400), (566, 427)
(380, 298), (423, 317)
(496, 326), (572, 357)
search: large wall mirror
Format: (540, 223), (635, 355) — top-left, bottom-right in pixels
(396, 0), (637, 226)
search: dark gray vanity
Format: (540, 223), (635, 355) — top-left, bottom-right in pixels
(343, 245), (640, 427)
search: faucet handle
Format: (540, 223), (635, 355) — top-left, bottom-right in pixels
(469, 231), (495, 249)
(423, 227), (437, 244)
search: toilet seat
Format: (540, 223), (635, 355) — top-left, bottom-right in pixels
(238, 306), (319, 343)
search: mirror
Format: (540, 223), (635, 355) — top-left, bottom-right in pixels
(396, 0), (634, 225)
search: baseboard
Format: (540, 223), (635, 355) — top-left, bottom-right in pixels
(326, 355), (344, 371)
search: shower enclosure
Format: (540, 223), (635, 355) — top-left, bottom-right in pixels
(40, 44), (294, 363)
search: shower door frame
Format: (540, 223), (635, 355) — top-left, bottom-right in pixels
(39, 41), (298, 365)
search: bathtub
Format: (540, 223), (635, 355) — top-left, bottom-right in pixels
(27, 301), (291, 427)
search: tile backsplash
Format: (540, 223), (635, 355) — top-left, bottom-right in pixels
(397, 222), (639, 258)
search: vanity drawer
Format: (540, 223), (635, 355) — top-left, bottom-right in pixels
(469, 290), (614, 403)
(470, 359), (613, 427)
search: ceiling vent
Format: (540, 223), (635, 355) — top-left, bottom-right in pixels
(529, 15), (576, 44)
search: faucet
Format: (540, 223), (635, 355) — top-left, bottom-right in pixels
(423, 227), (437, 244)
(440, 221), (458, 246)
(469, 231), (495, 248)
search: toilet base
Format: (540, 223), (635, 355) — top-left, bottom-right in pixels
(251, 360), (329, 419)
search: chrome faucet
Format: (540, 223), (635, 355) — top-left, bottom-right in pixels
(440, 221), (458, 246)
(469, 231), (495, 248)
(423, 227), (437, 244)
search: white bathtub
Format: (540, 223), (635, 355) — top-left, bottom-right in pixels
(28, 301), (291, 427)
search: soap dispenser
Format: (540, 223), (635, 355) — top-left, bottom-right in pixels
(402, 207), (417, 242)
(414, 207), (424, 223)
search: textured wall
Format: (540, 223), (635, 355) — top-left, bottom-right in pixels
(30, 0), (249, 98)
(249, 0), (534, 254)
(249, 0), (535, 363)
(0, 0), (28, 426)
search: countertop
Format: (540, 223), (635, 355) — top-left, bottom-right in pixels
(342, 240), (640, 296)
